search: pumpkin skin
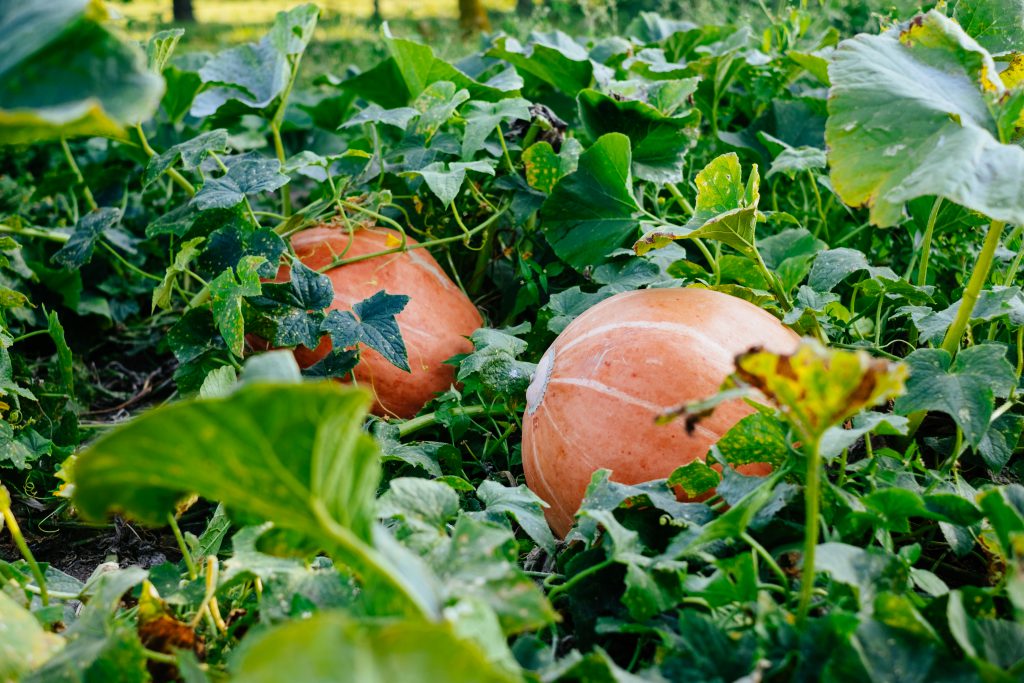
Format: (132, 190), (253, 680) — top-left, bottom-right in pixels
(521, 287), (800, 537)
(279, 225), (483, 419)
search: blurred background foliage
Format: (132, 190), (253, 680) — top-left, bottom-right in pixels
(110, 0), (931, 74)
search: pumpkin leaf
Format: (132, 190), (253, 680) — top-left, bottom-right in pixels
(321, 291), (411, 371)
(72, 381), (439, 618)
(0, 0), (163, 144)
(734, 341), (907, 441)
(894, 344), (1016, 448)
(541, 133), (641, 269)
(827, 11), (1024, 227)
(634, 153), (760, 257)
(230, 611), (518, 683)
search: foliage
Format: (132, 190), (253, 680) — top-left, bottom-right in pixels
(2, 0), (1024, 680)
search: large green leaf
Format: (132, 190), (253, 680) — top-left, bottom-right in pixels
(540, 133), (641, 269)
(953, 0), (1024, 54)
(72, 381), (439, 618)
(827, 11), (1024, 227)
(577, 79), (700, 183)
(487, 32), (594, 96)
(0, 592), (64, 680)
(0, 0), (163, 144)
(231, 612), (518, 683)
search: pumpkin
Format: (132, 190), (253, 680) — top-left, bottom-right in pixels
(278, 225), (483, 419)
(521, 287), (800, 537)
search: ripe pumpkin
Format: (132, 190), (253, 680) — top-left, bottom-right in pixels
(279, 225), (483, 419)
(522, 287), (800, 537)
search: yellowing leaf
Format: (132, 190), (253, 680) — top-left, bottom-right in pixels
(733, 341), (907, 441)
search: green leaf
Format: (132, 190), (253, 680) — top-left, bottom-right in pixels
(46, 309), (73, 394)
(634, 153), (759, 257)
(435, 515), (557, 635)
(541, 133), (641, 269)
(475, 479), (555, 554)
(577, 470), (713, 542)
(668, 460), (721, 497)
(953, 0), (1024, 54)
(152, 237), (204, 312)
(258, 261), (333, 311)
(146, 28), (184, 73)
(341, 103), (419, 129)
(977, 412), (1024, 472)
(808, 248), (898, 292)
(196, 219), (286, 279)
(269, 3), (319, 56)
(715, 411), (791, 468)
(820, 411), (909, 459)
(51, 207), (120, 269)
(412, 81), (470, 138)
(898, 287), (1024, 345)
(230, 612), (518, 683)
(192, 157), (289, 211)
(72, 382), (438, 618)
(341, 35), (510, 109)
(761, 133), (827, 178)
(0, 1), (163, 144)
(487, 33), (594, 96)
(321, 291), (411, 371)
(144, 129), (229, 187)
(191, 38), (288, 117)
(209, 255), (264, 356)
(407, 160), (495, 208)
(461, 97), (532, 157)
(0, 592), (63, 680)
(827, 10), (1024, 227)
(0, 347), (35, 403)
(894, 344), (1015, 447)
(25, 623), (148, 683)
(457, 326), (536, 397)
(577, 79), (700, 183)
(522, 140), (579, 194)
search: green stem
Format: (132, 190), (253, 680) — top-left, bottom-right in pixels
(270, 54), (303, 218)
(1003, 226), (1024, 287)
(939, 220), (1006, 357)
(547, 558), (614, 602)
(497, 125), (516, 175)
(917, 197), (943, 287)
(397, 404), (508, 438)
(665, 182), (695, 216)
(318, 205), (507, 272)
(135, 124), (196, 196)
(797, 437), (822, 624)
(60, 137), (98, 212)
(468, 213), (497, 295)
(168, 513), (198, 581)
(807, 171), (828, 241)
(0, 223), (69, 243)
(753, 248), (792, 312)
(311, 500), (433, 618)
(10, 329), (50, 345)
(1, 487), (49, 606)
(741, 531), (789, 589)
(99, 241), (162, 282)
(692, 238), (720, 284)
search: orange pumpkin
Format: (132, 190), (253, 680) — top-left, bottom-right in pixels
(522, 287), (800, 537)
(277, 225), (483, 419)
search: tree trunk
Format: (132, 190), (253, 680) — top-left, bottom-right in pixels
(372, 0), (382, 24)
(458, 0), (490, 34)
(172, 0), (195, 23)
(517, 0), (533, 17)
